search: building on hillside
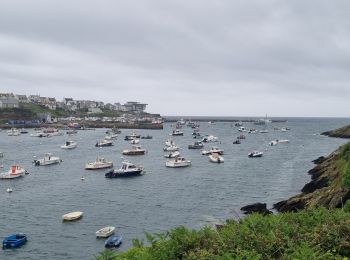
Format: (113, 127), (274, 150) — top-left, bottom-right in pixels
(37, 113), (52, 123)
(29, 95), (41, 103)
(0, 97), (19, 108)
(16, 95), (29, 103)
(104, 103), (116, 110)
(114, 102), (127, 111)
(88, 107), (103, 114)
(96, 101), (105, 108)
(123, 102), (147, 112)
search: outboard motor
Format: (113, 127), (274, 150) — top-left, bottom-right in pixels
(33, 160), (40, 166)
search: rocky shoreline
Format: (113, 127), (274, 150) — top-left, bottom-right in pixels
(322, 124), (350, 138)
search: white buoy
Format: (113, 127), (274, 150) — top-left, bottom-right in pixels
(81, 176), (85, 181)
(6, 188), (13, 193)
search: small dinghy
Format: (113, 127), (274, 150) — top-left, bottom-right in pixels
(209, 153), (225, 163)
(96, 226), (115, 238)
(248, 151), (263, 158)
(2, 233), (27, 249)
(61, 140), (77, 149)
(62, 211), (83, 221)
(105, 234), (122, 248)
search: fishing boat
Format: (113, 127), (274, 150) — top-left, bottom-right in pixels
(61, 140), (77, 149)
(188, 141), (204, 149)
(33, 153), (62, 166)
(0, 165), (28, 179)
(105, 161), (144, 178)
(85, 157), (113, 170)
(124, 133), (141, 140)
(170, 129), (184, 136)
(96, 226), (115, 238)
(141, 135), (153, 139)
(164, 151), (180, 158)
(122, 145), (146, 155)
(105, 234), (122, 248)
(209, 153), (225, 163)
(248, 151), (263, 158)
(62, 211), (83, 221)
(2, 233), (27, 249)
(201, 147), (224, 155)
(95, 139), (113, 147)
(165, 156), (191, 168)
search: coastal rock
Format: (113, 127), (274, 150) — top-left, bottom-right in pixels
(241, 203), (272, 215)
(322, 125), (350, 138)
(312, 156), (326, 165)
(274, 144), (350, 212)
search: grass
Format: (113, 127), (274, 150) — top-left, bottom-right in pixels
(95, 207), (350, 259)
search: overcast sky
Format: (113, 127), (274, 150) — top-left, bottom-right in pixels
(0, 0), (349, 117)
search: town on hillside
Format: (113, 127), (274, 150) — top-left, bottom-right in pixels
(0, 93), (162, 129)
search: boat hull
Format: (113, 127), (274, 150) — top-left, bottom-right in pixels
(105, 170), (143, 178)
(2, 234), (27, 249)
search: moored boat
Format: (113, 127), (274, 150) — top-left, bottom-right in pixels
(122, 145), (146, 155)
(188, 141), (204, 149)
(209, 153), (225, 163)
(141, 135), (153, 139)
(201, 147), (224, 155)
(0, 165), (28, 179)
(165, 156), (191, 168)
(33, 153), (62, 166)
(201, 135), (218, 143)
(2, 233), (27, 249)
(170, 129), (184, 136)
(105, 234), (122, 248)
(62, 211), (83, 221)
(95, 139), (113, 147)
(85, 157), (113, 170)
(105, 161), (144, 178)
(248, 151), (263, 158)
(61, 140), (77, 149)
(96, 226), (115, 238)
(7, 128), (21, 136)
(164, 151), (180, 158)
(130, 139), (140, 144)
(124, 133), (141, 140)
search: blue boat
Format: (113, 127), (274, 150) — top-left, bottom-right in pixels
(2, 233), (27, 249)
(105, 234), (122, 248)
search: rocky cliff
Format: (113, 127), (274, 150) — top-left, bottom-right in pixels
(322, 124), (350, 138)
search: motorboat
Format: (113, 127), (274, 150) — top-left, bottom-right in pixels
(141, 135), (153, 139)
(95, 139), (113, 147)
(201, 135), (218, 143)
(33, 153), (62, 166)
(238, 127), (246, 132)
(269, 140), (278, 146)
(105, 133), (118, 140)
(85, 157), (113, 170)
(7, 128), (20, 136)
(165, 139), (175, 147)
(96, 226), (115, 238)
(106, 127), (121, 134)
(163, 145), (179, 152)
(46, 129), (63, 136)
(0, 165), (28, 179)
(61, 140), (77, 149)
(201, 147), (224, 155)
(62, 211), (83, 221)
(122, 145), (146, 155)
(233, 139), (241, 144)
(30, 130), (48, 137)
(165, 156), (191, 168)
(164, 151), (180, 158)
(130, 139), (140, 144)
(105, 234), (122, 248)
(281, 127), (287, 132)
(105, 161), (144, 178)
(170, 129), (184, 136)
(209, 153), (225, 163)
(124, 133), (141, 140)
(2, 233), (27, 249)
(19, 128), (29, 134)
(259, 130), (269, 133)
(188, 141), (204, 149)
(248, 129), (258, 134)
(277, 139), (290, 143)
(248, 151), (263, 158)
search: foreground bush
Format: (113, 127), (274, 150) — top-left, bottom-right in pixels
(95, 207), (350, 259)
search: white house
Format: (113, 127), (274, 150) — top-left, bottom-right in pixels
(0, 97), (19, 108)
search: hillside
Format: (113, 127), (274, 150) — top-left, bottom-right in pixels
(322, 125), (350, 138)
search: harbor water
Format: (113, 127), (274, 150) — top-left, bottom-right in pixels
(0, 118), (350, 259)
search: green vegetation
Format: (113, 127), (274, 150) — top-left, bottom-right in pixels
(341, 143), (350, 188)
(95, 207), (350, 260)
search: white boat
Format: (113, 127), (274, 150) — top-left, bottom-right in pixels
(62, 211), (83, 221)
(130, 139), (140, 144)
(269, 140), (278, 146)
(259, 130), (269, 133)
(34, 153), (62, 166)
(201, 147), (224, 155)
(7, 128), (21, 136)
(277, 139), (290, 143)
(165, 139), (175, 147)
(122, 145), (146, 155)
(105, 133), (118, 140)
(281, 127), (287, 132)
(85, 157), (113, 170)
(209, 153), (225, 163)
(30, 130), (48, 137)
(61, 141), (78, 149)
(163, 145), (179, 152)
(0, 165), (28, 179)
(201, 135), (218, 143)
(248, 129), (258, 134)
(95, 139), (113, 147)
(165, 156), (191, 168)
(248, 151), (263, 158)
(164, 151), (180, 158)
(170, 129), (184, 136)
(96, 226), (115, 238)
(238, 127), (246, 132)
